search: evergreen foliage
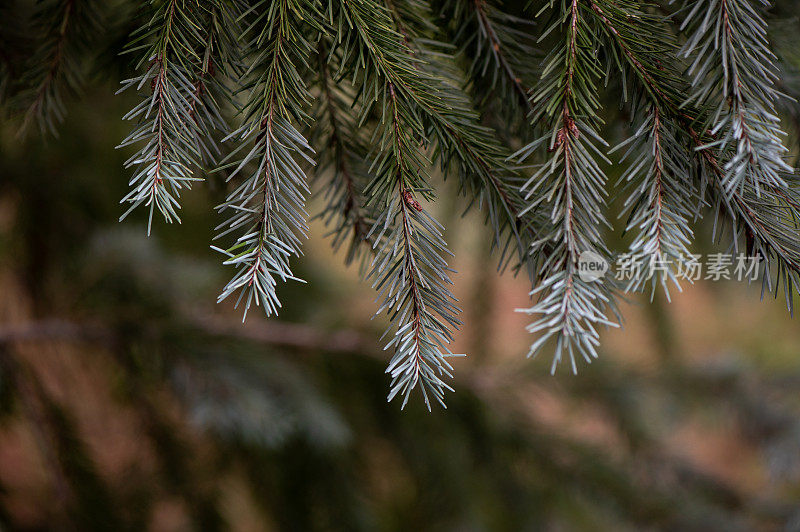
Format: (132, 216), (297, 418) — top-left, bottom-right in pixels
(3, 0), (800, 409)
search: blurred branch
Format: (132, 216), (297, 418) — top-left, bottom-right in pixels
(0, 345), (71, 518)
(0, 320), (108, 343)
(0, 315), (378, 356)
(189, 313), (378, 356)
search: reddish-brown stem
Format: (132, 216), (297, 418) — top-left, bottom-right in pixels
(318, 43), (371, 240)
(387, 81), (426, 378)
(473, 0), (534, 113)
(21, 0), (75, 131)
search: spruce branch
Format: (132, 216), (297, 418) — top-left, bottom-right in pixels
(591, 0), (799, 309)
(680, 0), (793, 195)
(597, 0), (800, 308)
(117, 0), (205, 234)
(365, 82), (462, 410)
(515, 0), (619, 373)
(673, 1), (800, 311)
(589, 0), (698, 295)
(17, 0), (104, 135)
(587, 0), (685, 109)
(186, 0), (244, 169)
(769, 19), (800, 140)
(334, 0), (531, 270)
(311, 39), (375, 266)
(212, 0), (319, 321)
(613, 105), (695, 298)
(437, 0), (539, 124)
(324, 0), (464, 406)
(688, 125), (800, 312)
(10, 0), (800, 411)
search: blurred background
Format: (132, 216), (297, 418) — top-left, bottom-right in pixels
(1, 81), (800, 531)
(3, 8), (800, 532)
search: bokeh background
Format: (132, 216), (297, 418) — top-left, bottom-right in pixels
(3, 11), (800, 532)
